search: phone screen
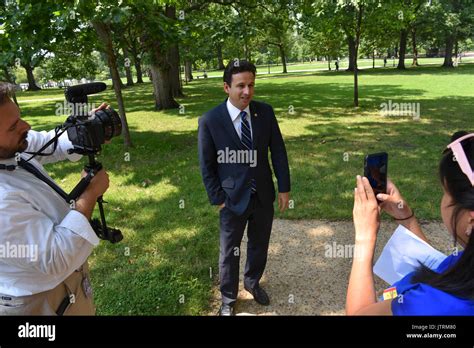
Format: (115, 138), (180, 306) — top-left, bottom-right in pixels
(364, 152), (388, 195)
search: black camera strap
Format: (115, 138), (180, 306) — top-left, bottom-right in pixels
(24, 126), (66, 162)
(0, 158), (70, 202)
(0, 164), (16, 171)
(17, 159), (70, 202)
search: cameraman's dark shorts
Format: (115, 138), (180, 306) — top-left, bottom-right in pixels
(0, 262), (95, 316)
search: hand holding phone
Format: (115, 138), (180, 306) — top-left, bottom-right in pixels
(364, 152), (388, 197)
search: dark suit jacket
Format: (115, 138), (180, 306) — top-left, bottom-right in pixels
(198, 99), (290, 216)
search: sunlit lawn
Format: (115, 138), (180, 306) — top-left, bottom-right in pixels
(16, 62), (474, 314)
(202, 56), (474, 76)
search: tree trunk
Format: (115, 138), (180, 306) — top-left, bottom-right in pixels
(130, 42), (144, 83)
(123, 48), (134, 87)
(147, 35), (180, 111)
(354, 5), (363, 107)
(279, 45), (287, 73)
(244, 41), (250, 61)
(442, 34), (455, 68)
(327, 56), (331, 71)
(24, 65), (41, 91)
(347, 36), (356, 72)
(354, 61), (359, 107)
(454, 39), (459, 63)
(411, 27), (419, 66)
(134, 58), (144, 83)
(168, 43), (184, 98)
(165, 5), (184, 98)
(185, 60), (193, 82)
(397, 29), (408, 69)
(150, 63), (180, 110)
(372, 49), (375, 69)
(92, 20), (132, 147)
(109, 67), (126, 90)
(217, 44), (225, 70)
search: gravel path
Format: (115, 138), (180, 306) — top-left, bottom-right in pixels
(208, 219), (453, 315)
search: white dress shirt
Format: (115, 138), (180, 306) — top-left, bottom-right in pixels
(226, 98), (253, 140)
(0, 130), (100, 296)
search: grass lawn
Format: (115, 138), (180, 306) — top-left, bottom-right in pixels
(16, 63), (474, 314)
(201, 57), (474, 76)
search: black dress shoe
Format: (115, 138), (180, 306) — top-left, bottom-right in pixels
(218, 303), (235, 316)
(244, 285), (270, 306)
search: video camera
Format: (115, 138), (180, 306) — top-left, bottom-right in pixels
(58, 83), (123, 243)
(60, 82), (124, 243)
(64, 82), (122, 155)
(23, 82), (123, 243)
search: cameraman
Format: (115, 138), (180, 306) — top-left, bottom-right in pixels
(0, 82), (109, 315)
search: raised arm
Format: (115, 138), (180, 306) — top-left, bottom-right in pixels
(25, 129), (82, 165)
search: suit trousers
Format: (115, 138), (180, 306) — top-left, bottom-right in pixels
(0, 262), (95, 315)
(219, 194), (274, 305)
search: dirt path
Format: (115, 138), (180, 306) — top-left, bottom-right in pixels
(208, 219), (453, 315)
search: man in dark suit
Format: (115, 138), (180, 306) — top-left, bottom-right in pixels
(198, 60), (291, 316)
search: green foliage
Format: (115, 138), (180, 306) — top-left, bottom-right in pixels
(42, 51), (101, 81)
(0, 1), (82, 70)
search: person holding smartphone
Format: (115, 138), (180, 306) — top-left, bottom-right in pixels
(347, 131), (474, 315)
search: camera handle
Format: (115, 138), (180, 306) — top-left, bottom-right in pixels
(69, 155), (123, 244)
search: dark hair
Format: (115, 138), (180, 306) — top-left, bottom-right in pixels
(411, 131), (474, 299)
(223, 59), (256, 86)
(0, 82), (15, 105)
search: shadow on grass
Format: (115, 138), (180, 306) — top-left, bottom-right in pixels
(79, 129), (219, 314)
(90, 195), (219, 315)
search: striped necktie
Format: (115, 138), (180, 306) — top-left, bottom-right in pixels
(240, 111), (256, 193)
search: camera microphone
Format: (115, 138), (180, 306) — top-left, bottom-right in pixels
(65, 82), (107, 103)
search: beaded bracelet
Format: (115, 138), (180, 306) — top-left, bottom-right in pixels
(394, 209), (415, 221)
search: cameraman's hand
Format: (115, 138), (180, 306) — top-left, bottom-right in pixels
(375, 179), (412, 220)
(90, 102), (108, 115)
(82, 169), (110, 199)
(74, 169), (110, 219)
(90, 103), (112, 144)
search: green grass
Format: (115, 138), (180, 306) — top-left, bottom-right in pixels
(16, 63), (474, 314)
(201, 57), (474, 76)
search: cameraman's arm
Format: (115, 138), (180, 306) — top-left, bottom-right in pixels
(74, 169), (109, 219)
(25, 129), (82, 165)
(0, 192), (100, 276)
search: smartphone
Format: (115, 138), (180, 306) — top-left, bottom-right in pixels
(364, 152), (388, 196)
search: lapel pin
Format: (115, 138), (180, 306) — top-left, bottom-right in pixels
(382, 287), (398, 301)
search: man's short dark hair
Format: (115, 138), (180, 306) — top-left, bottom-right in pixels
(223, 60), (256, 86)
(0, 82), (15, 105)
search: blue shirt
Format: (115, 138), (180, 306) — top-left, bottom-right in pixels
(391, 252), (474, 315)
